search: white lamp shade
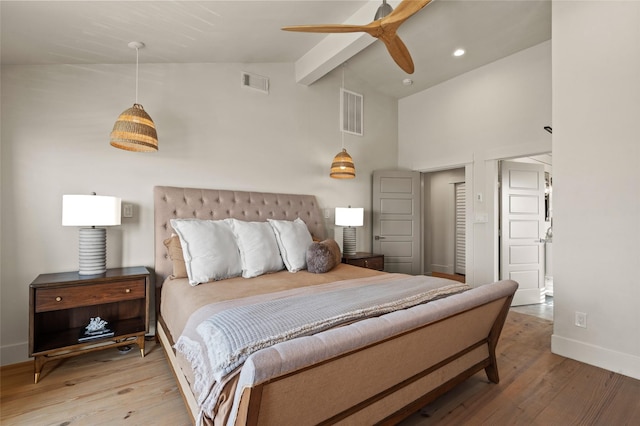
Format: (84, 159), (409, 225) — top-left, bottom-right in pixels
(62, 195), (122, 227)
(335, 207), (364, 227)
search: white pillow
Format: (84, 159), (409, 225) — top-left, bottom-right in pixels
(226, 219), (284, 278)
(170, 219), (242, 285)
(267, 218), (313, 272)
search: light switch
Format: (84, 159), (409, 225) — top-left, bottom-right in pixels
(474, 213), (488, 223)
(123, 203), (134, 218)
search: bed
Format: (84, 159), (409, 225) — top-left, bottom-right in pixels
(153, 185), (517, 425)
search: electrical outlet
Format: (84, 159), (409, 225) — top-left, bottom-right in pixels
(324, 208), (330, 219)
(575, 311), (587, 328)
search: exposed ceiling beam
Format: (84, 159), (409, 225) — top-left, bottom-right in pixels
(293, 0), (400, 86)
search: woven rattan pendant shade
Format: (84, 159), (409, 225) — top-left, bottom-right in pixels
(110, 103), (158, 152)
(110, 42), (157, 152)
(330, 148), (355, 179)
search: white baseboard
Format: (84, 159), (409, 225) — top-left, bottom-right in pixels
(1, 341), (30, 366)
(551, 334), (640, 380)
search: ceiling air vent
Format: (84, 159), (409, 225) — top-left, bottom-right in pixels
(241, 71), (269, 94)
(340, 88), (363, 136)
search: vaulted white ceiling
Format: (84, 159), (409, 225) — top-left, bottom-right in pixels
(0, 0), (551, 98)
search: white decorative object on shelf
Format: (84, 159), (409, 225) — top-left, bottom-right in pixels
(79, 316), (114, 342)
(86, 317), (108, 333)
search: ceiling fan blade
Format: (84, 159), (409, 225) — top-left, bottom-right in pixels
(282, 24), (371, 34)
(282, 0), (432, 74)
(379, 34), (415, 74)
(383, 0), (433, 25)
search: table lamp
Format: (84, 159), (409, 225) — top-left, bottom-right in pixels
(62, 194), (121, 275)
(335, 207), (364, 255)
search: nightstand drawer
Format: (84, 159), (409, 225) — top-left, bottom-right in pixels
(347, 257), (384, 270)
(35, 279), (145, 312)
(342, 253), (384, 271)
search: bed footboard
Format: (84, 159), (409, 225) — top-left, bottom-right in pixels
(236, 293), (514, 426)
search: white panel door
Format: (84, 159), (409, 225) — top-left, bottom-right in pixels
(372, 170), (421, 274)
(500, 161), (546, 305)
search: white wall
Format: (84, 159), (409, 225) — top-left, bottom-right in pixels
(399, 41), (552, 286)
(551, 2), (640, 379)
(0, 62), (398, 365)
(400, 12), (640, 380)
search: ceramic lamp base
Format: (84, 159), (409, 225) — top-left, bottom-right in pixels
(78, 227), (107, 275)
(342, 227), (357, 255)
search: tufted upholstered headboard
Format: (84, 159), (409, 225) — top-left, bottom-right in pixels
(153, 186), (327, 288)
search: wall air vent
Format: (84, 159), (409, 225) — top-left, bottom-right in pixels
(241, 72), (269, 94)
(340, 88), (363, 136)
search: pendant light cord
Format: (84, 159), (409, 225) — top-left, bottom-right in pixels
(135, 47), (139, 104)
(341, 63), (345, 149)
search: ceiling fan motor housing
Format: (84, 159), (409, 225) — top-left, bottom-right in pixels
(375, 1), (394, 20)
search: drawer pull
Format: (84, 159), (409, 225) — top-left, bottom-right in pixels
(364, 260), (369, 267)
(125, 288), (131, 293)
(55, 296), (62, 302)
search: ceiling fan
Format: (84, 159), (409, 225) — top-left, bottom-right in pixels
(282, 0), (433, 74)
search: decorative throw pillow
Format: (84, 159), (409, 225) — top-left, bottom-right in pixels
(170, 219), (242, 285)
(226, 219), (284, 278)
(267, 218), (313, 272)
(306, 239), (341, 274)
(163, 234), (187, 279)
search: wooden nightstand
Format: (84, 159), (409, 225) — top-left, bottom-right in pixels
(29, 266), (150, 383)
(342, 252), (384, 271)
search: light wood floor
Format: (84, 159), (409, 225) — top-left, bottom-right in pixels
(2, 312), (639, 425)
(1, 340), (192, 425)
(400, 310), (640, 425)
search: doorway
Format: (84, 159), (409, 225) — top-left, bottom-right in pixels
(499, 154), (553, 313)
(422, 168), (466, 282)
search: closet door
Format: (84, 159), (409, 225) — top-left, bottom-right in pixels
(372, 170), (421, 274)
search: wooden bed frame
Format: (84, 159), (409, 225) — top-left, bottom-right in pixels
(153, 186), (517, 425)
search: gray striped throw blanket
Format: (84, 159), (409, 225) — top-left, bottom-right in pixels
(175, 274), (470, 423)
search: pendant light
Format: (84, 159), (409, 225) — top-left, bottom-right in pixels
(330, 148), (355, 179)
(330, 65), (355, 179)
(110, 41), (158, 152)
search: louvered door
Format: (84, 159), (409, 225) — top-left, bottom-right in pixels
(454, 182), (466, 275)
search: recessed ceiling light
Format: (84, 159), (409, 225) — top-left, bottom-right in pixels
(402, 78), (413, 86)
(453, 49), (466, 57)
